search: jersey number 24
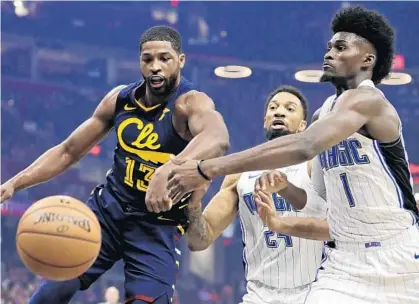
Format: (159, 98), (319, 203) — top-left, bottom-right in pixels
(264, 230), (293, 248)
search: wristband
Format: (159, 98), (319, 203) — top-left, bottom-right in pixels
(197, 160), (211, 181)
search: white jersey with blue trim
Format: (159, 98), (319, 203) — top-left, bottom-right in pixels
(317, 79), (418, 242)
(237, 162), (325, 289)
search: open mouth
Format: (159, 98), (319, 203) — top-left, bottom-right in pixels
(149, 75), (165, 88)
(271, 120), (286, 130)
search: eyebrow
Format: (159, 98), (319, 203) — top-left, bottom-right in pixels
(141, 51), (172, 56)
(269, 100), (298, 107)
(328, 39), (348, 46)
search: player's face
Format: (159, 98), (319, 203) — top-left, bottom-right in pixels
(140, 41), (185, 96)
(263, 92), (307, 140)
(320, 32), (375, 84)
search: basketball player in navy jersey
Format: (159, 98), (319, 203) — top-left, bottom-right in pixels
(0, 26), (229, 304)
(168, 6), (419, 303)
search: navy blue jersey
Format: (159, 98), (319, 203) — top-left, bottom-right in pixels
(104, 77), (195, 224)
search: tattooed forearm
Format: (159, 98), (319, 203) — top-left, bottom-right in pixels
(187, 204), (214, 251)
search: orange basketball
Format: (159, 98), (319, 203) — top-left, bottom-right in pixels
(16, 195), (101, 281)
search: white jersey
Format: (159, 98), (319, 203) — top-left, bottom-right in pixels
(316, 79), (418, 243)
(237, 162), (325, 289)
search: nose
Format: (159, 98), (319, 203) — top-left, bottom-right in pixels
(274, 108), (286, 118)
(150, 60), (162, 74)
(324, 51), (333, 62)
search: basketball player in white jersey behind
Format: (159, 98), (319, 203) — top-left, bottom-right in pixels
(186, 85), (328, 304)
(168, 5), (419, 303)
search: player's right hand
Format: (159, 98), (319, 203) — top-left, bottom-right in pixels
(145, 165), (173, 213)
(254, 170), (288, 193)
(1, 181), (15, 203)
(254, 190), (280, 232)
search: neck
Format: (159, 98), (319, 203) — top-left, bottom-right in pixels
(334, 73), (372, 96)
(144, 88), (166, 107)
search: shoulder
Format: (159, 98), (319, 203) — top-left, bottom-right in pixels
(221, 173), (242, 189)
(94, 84), (127, 118)
(335, 86), (387, 116)
(176, 90), (215, 114)
(104, 85), (127, 101)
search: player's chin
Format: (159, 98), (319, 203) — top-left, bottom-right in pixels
(149, 85), (168, 96)
(319, 71), (334, 83)
(266, 128), (290, 140)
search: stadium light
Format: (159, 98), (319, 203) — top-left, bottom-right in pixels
(214, 65), (252, 79)
(381, 72), (412, 85)
(294, 70), (322, 83)
(14, 0), (29, 17)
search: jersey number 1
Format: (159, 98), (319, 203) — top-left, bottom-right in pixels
(340, 173), (356, 207)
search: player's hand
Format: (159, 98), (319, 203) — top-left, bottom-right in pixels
(254, 170), (288, 193)
(167, 158), (210, 204)
(254, 190), (280, 232)
(1, 180), (15, 204)
(145, 165), (173, 213)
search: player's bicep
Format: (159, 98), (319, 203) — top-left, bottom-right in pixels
(203, 174), (240, 238)
(62, 85), (124, 161)
(186, 93), (228, 138)
(303, 89), (381, 157)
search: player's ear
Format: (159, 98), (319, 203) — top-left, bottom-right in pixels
(362, 53), (376, 69)
(298, 120), (307, 132)
(179, 53), (186, 69)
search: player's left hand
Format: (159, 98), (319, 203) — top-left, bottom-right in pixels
(255, 170), (288, 193)
(167, 158), (210, 204)
(254, 190), (280, 232)
(145, 164), (173, 213)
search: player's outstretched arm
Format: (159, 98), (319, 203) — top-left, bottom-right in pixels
(255, 190), (331, 241)
(167, 87), (388, 198)
(187, 174), (240, 251)
(201, 87), (386, 176)
(0, 86), (125, 203)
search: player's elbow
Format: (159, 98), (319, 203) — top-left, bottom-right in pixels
(218, 138), (230, 154)
(57, 142), (78, 166)
(210, 133), (230, 157)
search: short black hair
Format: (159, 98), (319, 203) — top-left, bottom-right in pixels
(264, 85), (309, 120)
(140, 25), (182, 53)
(331, 5), (395, 84)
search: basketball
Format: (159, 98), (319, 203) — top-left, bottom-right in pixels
(16, 195), (101, 281)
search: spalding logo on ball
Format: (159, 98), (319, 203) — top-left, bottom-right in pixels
(16, 195), (102, 281)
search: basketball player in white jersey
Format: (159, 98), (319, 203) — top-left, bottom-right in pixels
(186, 86), (327, 304)
(168, 6), (419, 303)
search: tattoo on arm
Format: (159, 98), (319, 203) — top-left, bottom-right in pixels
(187, 174), (240, 251)
(187, 205), (213, 250)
